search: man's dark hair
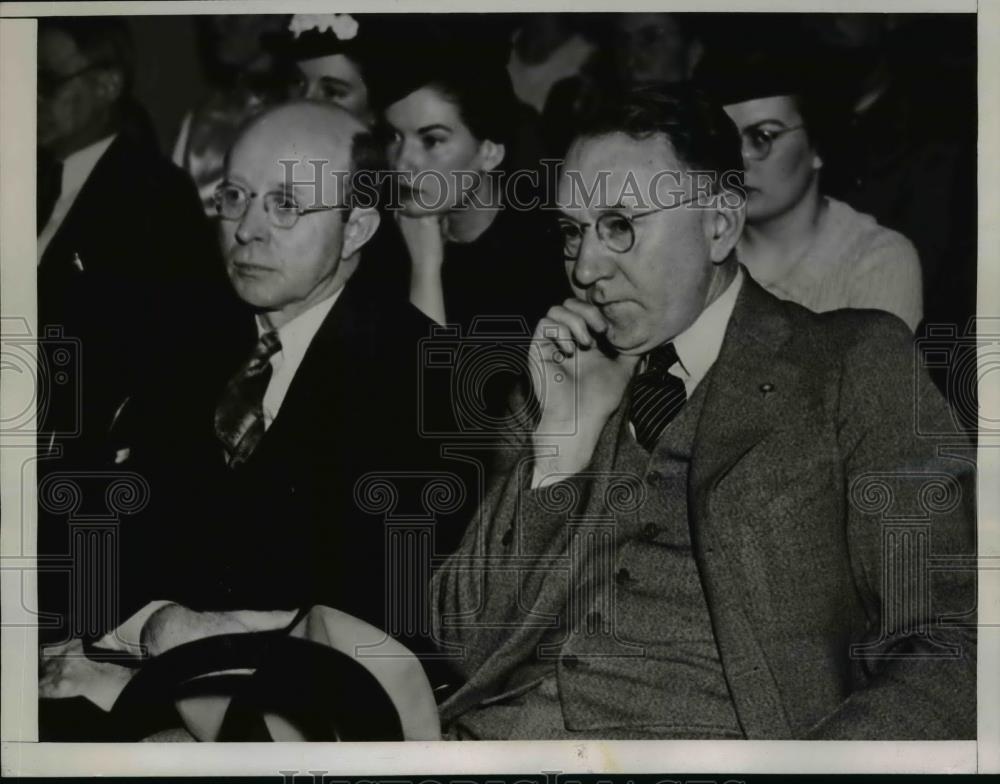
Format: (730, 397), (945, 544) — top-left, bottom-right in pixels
(40, 17), (135, 99)
(575, 83), (744, 193)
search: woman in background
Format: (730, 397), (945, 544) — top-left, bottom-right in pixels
(357, 21), (568, 439)
(267, 12), (382, 124)
(173, 14), (290, 213)
(368, 22), (567, 334)
(703, 52), (922, 330)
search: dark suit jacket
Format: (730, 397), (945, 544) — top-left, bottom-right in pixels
(36, 126), (240, 646)
(37, 126), (233, 466)
(118, 280), (472, 664)
(432, 274), (976, 739)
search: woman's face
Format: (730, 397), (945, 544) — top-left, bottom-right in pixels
(723, 95), (820, 224)
(296, 54), (371, 122)
(384, 86), (489, 217)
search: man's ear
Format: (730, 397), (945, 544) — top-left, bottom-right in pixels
(705, 195), (745, 264)
(341, 207), (381, 260)
(476, 139), (506, 173)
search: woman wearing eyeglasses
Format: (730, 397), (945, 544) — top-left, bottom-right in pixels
(705, 55), (922, 331)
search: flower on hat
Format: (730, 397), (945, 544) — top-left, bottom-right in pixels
(288, 13), (359, 41)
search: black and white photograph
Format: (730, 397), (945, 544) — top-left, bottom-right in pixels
(0, 0), (995, 777)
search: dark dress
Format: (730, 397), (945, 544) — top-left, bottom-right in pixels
(439, 205), (568, 336)
(357, 203), (568, 429)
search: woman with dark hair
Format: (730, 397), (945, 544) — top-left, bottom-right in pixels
(366, 27), (567, 335)
(265, 13), (381, 123)
(702, 51), (923, 330)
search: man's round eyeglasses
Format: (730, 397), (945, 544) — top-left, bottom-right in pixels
(38, 61), (113, 97)
(740, 124), (805, 161)
(213, 184), (345, 229)
(558, 197), (698, 261)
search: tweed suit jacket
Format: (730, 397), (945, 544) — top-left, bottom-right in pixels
(432, 273), (976, 739)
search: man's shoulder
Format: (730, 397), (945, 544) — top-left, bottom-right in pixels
(339, 283), (437, 345)
(732, 274), (915, 375)
(94, 132), (200, 203)
(742, 273), (912, 343)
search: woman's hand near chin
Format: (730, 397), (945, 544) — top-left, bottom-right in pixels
(397, 212), (446, 271)
(397, 212), (448, 324)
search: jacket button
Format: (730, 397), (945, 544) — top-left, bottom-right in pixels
(615, 567), (632, 586)
(642, 522), (660, 539)
(501, 528), (514, 546)
(562, 653), (580, 669)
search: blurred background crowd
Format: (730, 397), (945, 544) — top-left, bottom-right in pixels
(37, 11), (977, 439)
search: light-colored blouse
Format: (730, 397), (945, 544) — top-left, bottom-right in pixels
(741, 197), (923, 331)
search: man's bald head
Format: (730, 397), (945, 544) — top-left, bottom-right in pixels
(230, 100), (376, 206)
(218, 100), (383, 329)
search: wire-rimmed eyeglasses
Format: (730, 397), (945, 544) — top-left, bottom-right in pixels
(213, 183), (346, 229)
(37, 61), (114, 97)
(558, 196), (698, 261)
(740, 124), (805, 162)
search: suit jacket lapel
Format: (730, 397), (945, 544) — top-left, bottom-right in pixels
(690, 274), (798, 510)
(40, 135), (124, 270)
(688, 273), (800, 738)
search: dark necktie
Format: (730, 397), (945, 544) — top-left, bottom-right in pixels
(627, 342), (687, 452)
(37, 153), (63, 235)
(214, 330), (281, 467)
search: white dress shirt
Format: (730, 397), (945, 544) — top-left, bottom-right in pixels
(658, 265), (745, 398)
(257, 288), (343, 429)
(622, 267), (743, 441)
(37, 134), (116, 262)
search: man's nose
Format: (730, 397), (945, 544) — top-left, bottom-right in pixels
(571, 233), (616, 288)
(234, 197), (270, 244)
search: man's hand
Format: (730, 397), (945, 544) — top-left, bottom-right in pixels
(141, 604), (297, 658)
(529, 298), (638, 484)
(39, 638), (135, 712)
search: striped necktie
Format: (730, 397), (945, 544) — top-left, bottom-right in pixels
(627, 342), (687, 452)
(214, 330), (281, 467)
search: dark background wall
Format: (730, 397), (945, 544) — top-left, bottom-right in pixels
(126, 15), (208, 153)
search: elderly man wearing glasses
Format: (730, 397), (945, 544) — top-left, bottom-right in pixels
(38, 101), (467, 739)
(702, 50), (923, 331)
(430, 84), (974, 740)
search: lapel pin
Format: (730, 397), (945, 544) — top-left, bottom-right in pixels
(759, 382), (775, 397)
(72, 252), (84, 272)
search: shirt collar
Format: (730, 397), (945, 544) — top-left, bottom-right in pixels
(61, 134), (116, 195)
(669, 265), (744, 389)
(255, 286), (344, 368)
